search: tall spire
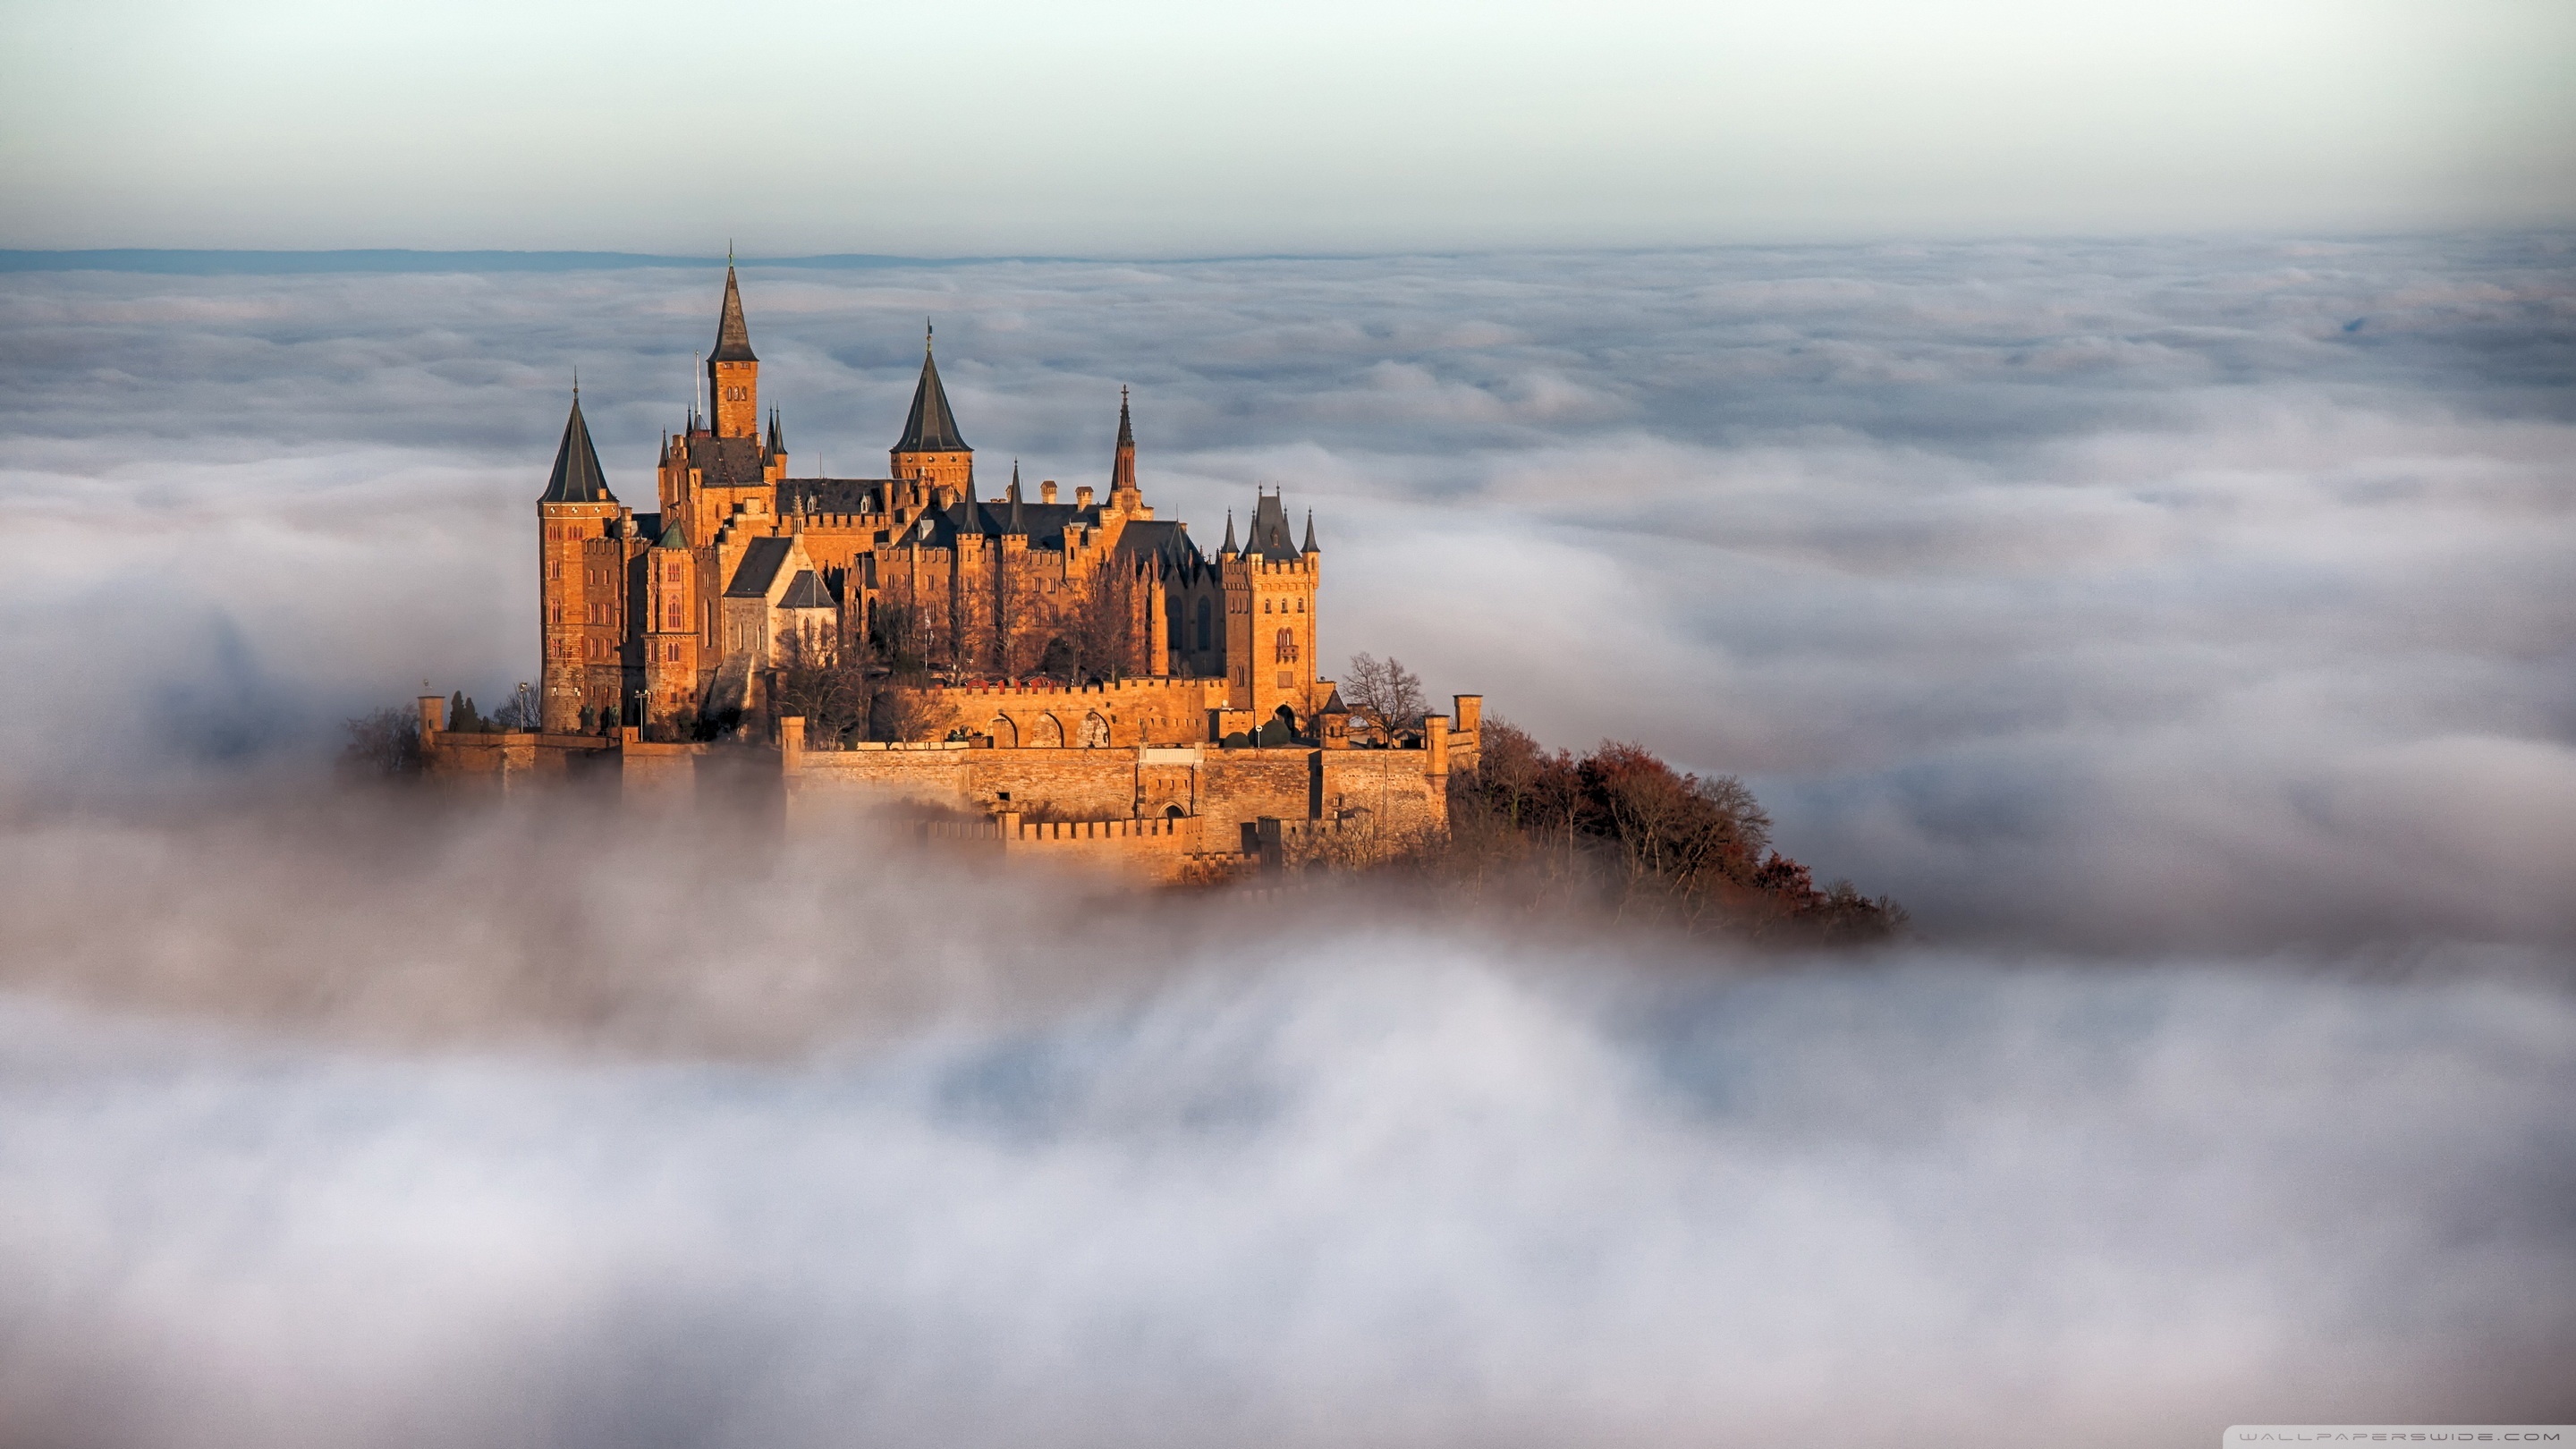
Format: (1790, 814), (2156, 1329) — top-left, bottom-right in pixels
(894, 324), (970, 453)
(1108, 385), (1139, 500)
(1006, 462), (1026, 534)
(764, 408), (785, 458)
(1302, 508), (1318, 555)
(711, 264), (756, 363)
(539, 394), (615, 504)
(1221, 510), (1238, 555)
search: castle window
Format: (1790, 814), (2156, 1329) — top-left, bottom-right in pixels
(1263, 598), (1271, 614)
(1275, 628), (1298, 664)
(1296, 598), (1304, 612)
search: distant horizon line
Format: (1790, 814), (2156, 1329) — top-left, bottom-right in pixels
(4, 230), (2564, 275)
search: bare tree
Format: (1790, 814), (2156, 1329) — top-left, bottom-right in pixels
(869, 686), (957, 743)
(491, 682), (540, 732)
(1341, 653), (1428, 742)
(771, 631), (874, 747)
(1061, 563), (1142, 682)
(338, 706), (420, 776)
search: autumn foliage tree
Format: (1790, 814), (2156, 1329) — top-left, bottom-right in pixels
(1426, 718), (1905, 943)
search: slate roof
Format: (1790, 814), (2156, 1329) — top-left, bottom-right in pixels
(682, 434), (764, 487)
(654, 517), (689, 550)
(1244, 490), (1302, 563)
(710, 266), (757, 363)
(894, 333), (970, 453)
(776, 569), (834, 609)
(725, 537), (796, 597)
(779, 479), (893, 515)
(539, 396), (615, 504)
(1115, 518), (1200, 568)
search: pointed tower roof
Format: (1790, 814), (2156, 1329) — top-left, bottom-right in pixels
(1246, 488), (1301, 562)
(895, 324), (970, 453)
(1221, 510), (1238, 555)
(1107, 385), (1140, 496)
(540, 394), (615, 504)
(1302, 508), (1318, 554)
(765, 409), (785, 456)
(654, 517), (689, 550)
(711, 264), (757, 363)
(1005, 462), (1026, 534)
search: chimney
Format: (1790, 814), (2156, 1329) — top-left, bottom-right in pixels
(1075, 485), (1095, 508)
(1040, 479), (1058, 504)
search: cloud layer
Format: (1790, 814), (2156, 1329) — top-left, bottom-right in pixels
(0, 796), (2570, 1447)
(4, 235), (2572, 946)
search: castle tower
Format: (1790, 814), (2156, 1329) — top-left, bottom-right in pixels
(642, 518), (699, 731)
(537, 390), (622, 733)
(890, 325), (971, 494)
(708, 262), (759, 440)
(1221, 488), (1320, 719)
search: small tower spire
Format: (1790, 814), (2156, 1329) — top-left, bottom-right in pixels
(707, 261), (759, 438)
(1221, 509), (1238, 556)
(1108, 386), (1140, 508)
(1302, 508), (1318, 555)
(538, 394), (614, 504)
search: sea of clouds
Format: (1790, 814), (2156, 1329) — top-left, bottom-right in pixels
(0, 236), (2571, 1443)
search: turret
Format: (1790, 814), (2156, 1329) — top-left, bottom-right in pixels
(708, 260), (759, 440)
(891, 323), (972, 493)
(1217, 488), (1320, 718)
(641, 518), (699, 733)
(538, 389), (622, 733)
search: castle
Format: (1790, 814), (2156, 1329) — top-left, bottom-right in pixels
(428, 265), (1479, 877)
(538, 263), (1343, 744)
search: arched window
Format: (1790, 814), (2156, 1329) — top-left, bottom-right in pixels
(1275, 628), (1298, 664)
(1195, 597), (1212, 651)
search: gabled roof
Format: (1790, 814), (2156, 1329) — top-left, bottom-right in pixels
(654, 517), (689, 550)
(725, 537), (797, 597)
(894, 329), (970, 453)
(539, 395), (615, 504)
(777, 569), (834, 609)
(1245, 490), (1301, 562)
(1114, 518), (1199, 568)
(710, 265), (757, 363)
(780, 479), (892, 515)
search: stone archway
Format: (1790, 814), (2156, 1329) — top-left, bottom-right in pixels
(987, 715), (1018, 748)
(1030, 713), (1064, 748)
(1078, 710), (1111, 748)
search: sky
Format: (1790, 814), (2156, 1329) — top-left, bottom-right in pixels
(3, 0), (2573, 253)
